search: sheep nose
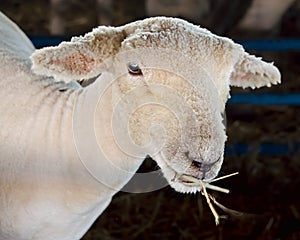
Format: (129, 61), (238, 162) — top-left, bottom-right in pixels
(191, 160), (202, 168)
(191, 159), (212, 180)
(200, 164), (213, 180)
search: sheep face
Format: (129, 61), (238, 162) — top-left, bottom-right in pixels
(98, 46), (226, 193)
(31, 17), (280, 193)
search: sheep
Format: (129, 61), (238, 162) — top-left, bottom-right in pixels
(0, 11), (280, 240)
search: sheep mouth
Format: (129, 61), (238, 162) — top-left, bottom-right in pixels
(175, 172), (239, 194)
(175, 161), (215, 183)
(178, 174), (201, 184)
(176, 174), (208, 187)
(171, 170), (204, 186)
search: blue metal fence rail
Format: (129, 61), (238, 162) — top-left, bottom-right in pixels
(31, 36), (66, 48)
(239, 39), (300, 51)
(226, 143), (300, 156)
(229, 94), (300, 105)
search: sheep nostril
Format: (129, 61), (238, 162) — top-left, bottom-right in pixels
(191, 160), (202, 168)
(200, 173), (205, 180)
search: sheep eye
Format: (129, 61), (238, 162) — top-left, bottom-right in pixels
(127, 63), (142, 75)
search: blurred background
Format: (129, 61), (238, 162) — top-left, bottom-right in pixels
(1, 0), (300, 239)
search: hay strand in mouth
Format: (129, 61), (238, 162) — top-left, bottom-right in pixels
(208, 194), (245, 217)
(178, 172), (239, 225)
(210, 172), (239, 183)
(179, 174), (230, 193)
(199, 180), (224, 225)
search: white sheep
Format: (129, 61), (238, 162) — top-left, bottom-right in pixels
(0, 11), (280, 240)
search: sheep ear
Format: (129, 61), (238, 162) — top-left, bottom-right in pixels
(230, 53), (281, 89)
(30, 27), (125, 82)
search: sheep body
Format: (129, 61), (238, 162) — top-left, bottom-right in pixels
(0, 12), (113, 240)
(0, 12), (280, 240)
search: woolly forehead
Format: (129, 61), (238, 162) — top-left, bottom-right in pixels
(103, 17), (237, 105)
(120, 17), (235, 60)
(111, 19), (228, 85)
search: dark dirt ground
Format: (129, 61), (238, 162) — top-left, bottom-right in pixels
(1, 1), (300, 239)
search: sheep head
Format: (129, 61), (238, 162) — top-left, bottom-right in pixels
(31, 17), (280, 193)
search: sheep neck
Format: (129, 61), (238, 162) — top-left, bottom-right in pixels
(75, 80), (145, 194)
